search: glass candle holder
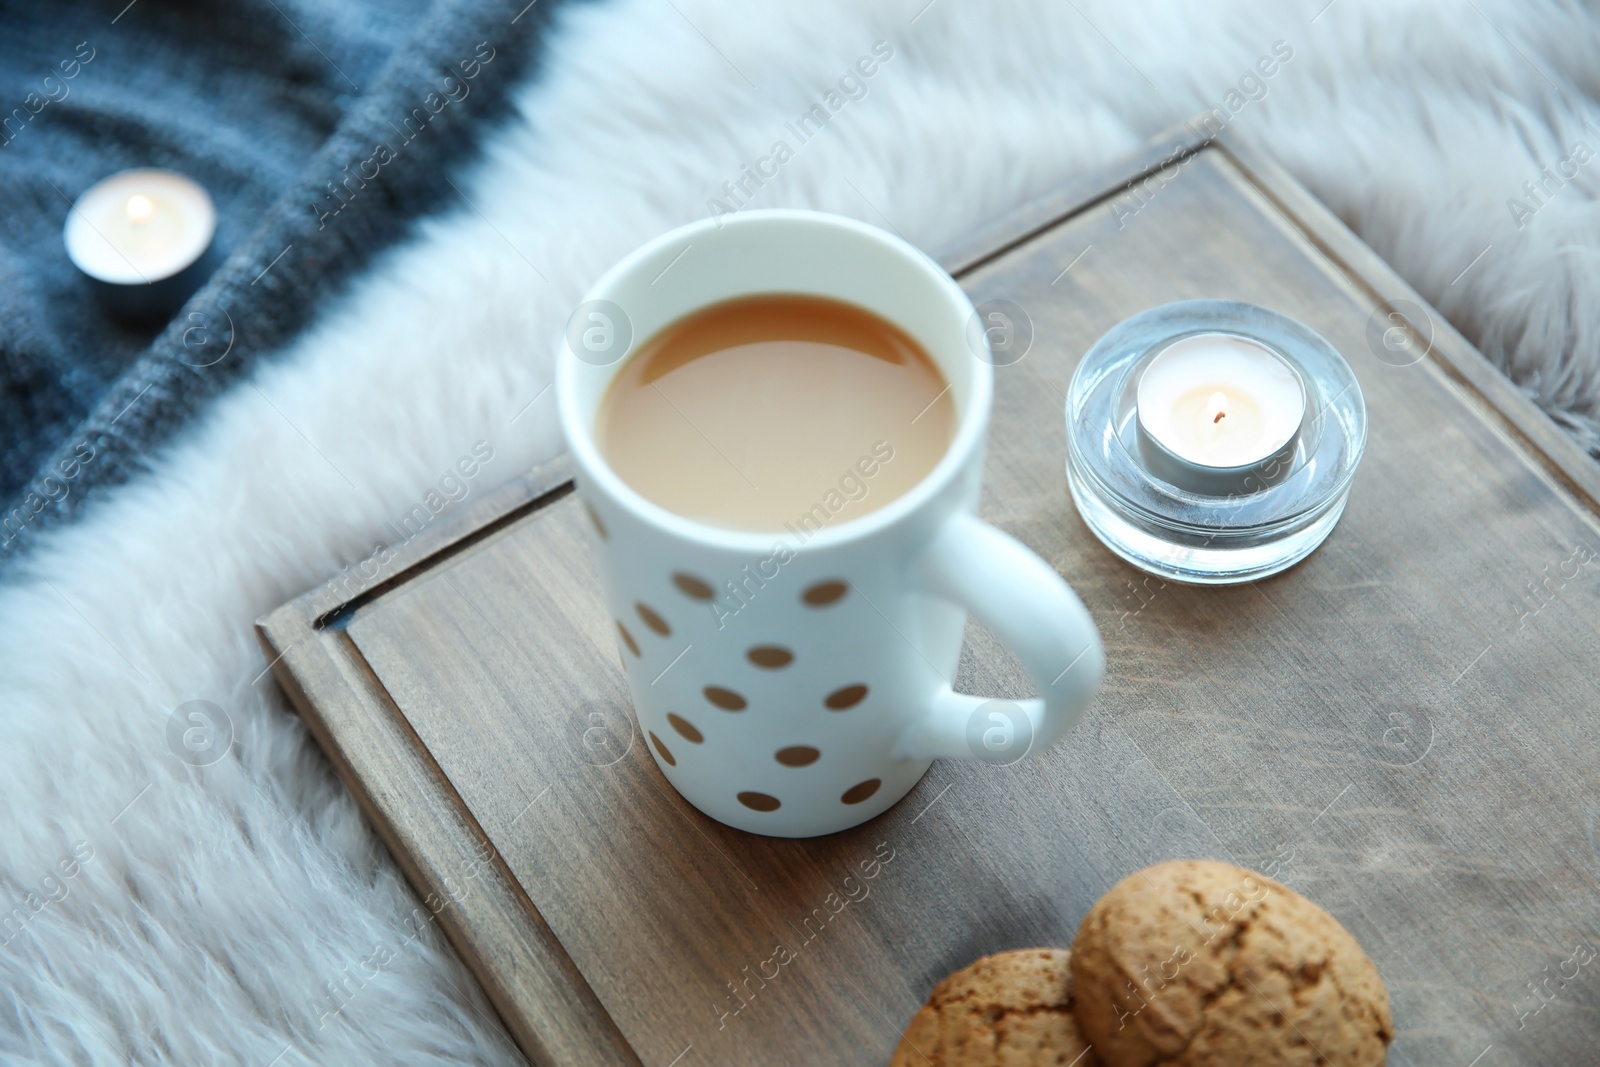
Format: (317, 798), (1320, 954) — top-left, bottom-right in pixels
(1065, 300), (1367, 585)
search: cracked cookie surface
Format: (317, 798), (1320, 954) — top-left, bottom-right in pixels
(1070, 860), (1393, 1066)
(891, 948), (1100, 1066)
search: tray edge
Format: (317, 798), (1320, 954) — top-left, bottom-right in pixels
(254, 455), (639, 1067)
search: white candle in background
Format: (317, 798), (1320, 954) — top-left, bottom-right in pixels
(64, 168), (217, 318)
(1135, 332), (1307, 495)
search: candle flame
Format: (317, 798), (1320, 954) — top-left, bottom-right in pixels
(1206, 391), (1229, 426)
(125, 194), (154, 223)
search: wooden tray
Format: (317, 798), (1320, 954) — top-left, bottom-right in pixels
(259, 128), (1600, 1066)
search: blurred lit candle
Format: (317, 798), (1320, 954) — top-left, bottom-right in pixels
(1135, 332), (1307, 496)
(63, 168), (217, 320)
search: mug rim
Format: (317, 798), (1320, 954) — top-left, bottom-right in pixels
(556, 208), (993, 554)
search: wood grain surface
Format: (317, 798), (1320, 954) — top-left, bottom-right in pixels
(261, 132), (1600, 1067)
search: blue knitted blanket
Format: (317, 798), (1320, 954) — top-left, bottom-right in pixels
(0, 0), (558, 563)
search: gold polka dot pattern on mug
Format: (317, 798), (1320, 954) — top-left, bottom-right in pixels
(653, 569), (876, 816)
(673, 572), (715, 600)
(841, 779), (881, 804)
(617, 621), (640, 657)
(801, 579), (848, 606)
(635, 602), (670, 636)
(738, 791), (780, 812)
(747, 646), (793, 669)
(704, 686), (746, 711)
(824, 684), (867, 710)
(667, 713), (702, 743)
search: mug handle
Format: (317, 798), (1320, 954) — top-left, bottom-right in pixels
(893, 512), (1104, 762)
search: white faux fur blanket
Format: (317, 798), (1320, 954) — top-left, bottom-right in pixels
(4, 1), (1598, 1063)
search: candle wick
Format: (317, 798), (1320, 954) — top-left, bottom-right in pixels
(1202, 390), (1230, 430)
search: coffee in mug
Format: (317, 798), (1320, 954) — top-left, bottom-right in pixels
(596, 293), (955, 532)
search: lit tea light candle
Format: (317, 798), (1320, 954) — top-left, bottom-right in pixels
(1135, 332), (1307, 496)
(1068, 300), (1364, 583)
(63, 168), (217, 320)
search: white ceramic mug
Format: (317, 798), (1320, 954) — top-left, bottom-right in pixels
(556, 209), (1103, 837)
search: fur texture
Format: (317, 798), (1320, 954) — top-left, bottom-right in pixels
(3, 1), (1598, 1063)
